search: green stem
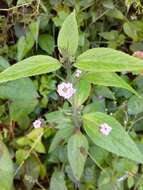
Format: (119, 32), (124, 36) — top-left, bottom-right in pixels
(72, 97), (80, 128)
(65, 58), (71, 81)
(64, 58), (80, 128)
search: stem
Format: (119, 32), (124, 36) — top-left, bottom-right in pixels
(64, 57), (71, 81)
(72, 97), (80, 128)
(64, 58), (80, 128)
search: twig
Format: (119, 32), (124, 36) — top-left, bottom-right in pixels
(0, 2), (33, 11)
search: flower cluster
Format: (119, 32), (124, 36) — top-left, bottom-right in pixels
(133, 51), (143, 59)
(57, 82), (76, 99)
(99, 123), (112, 136)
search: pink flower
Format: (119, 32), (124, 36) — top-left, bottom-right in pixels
(75, 69), (82, 77)
(133, 51), (143, 59)
(33, 119), (42, 128)
(99, 123), (112, 136)
(57, 82), (76, 99)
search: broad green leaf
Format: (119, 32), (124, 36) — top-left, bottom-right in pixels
(128, 95), (143, 115)
(83, 112), (143, 163)
(9, 100), (37, 122)
(0, 78), (38, 101)
(0, 78), (38, 124)
(39, 34), (55, 55)
(0, 55), (61, 83)
(57, 10), (78, 57)
(0, 141), (13, 190)
(67, 132), (88, 180)
(75, 48), (143, 72)
(50, 170), (67, 190)
(74, 79), (91, 107)
(49, 126), (74, 153)
(83, 72), (138, 96)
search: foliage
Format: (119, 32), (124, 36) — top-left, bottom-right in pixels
(1, 0), (143, 190)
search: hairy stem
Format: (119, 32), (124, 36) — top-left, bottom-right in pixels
(64, 58), (80, 128)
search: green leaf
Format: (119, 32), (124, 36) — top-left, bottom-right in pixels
(95, 86), (115, 100)
(9, 100), (37, 122)
(15, 149), (26, 165)
(0, 141), (13, 190)
(17, 21), (37, 61)
(0, 78), (38, 124)
(17, 36), (27, 61)
(17, 34), (35, 61)
(17, 128), (45, 153)
(39, 34), (55, 55)
(83, 112), (143, 163)
(83, 100), (106, 114)
(89, 146), (109, 166)
(99, 30), (118, 41)
(57, 10), (78, 57)
(67, 132), (88, 180)
(0, 78), (38, 101)
(74, 79), (91, 107)
(75, 48), (143, 72)
(102, 0), (114, 9)
(23, 155), (40, 190)
(50, 170), (67, 190)
(123, 22), (138, 41)
(128, 95), (143, 115)
(106, 8), (124, 20)
(0, 56), (10, 71)
(49, 126), (74, 153)
(45, 110), (72, 129)
(0, 55), (61, 83)
(83, 72), (138, 96)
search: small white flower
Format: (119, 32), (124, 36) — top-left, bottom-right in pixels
(99, 123), (112, 136)
(57, 82), (76, 99)
(33, 119), (42, 128)
(75, 69), (82, 78)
